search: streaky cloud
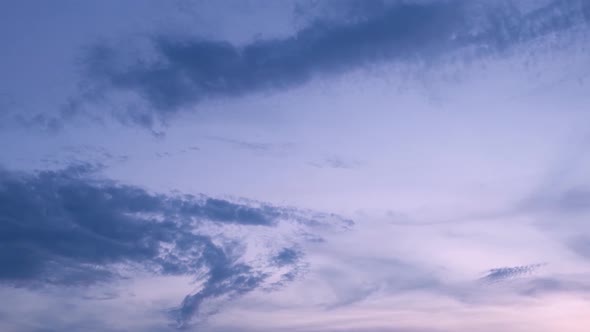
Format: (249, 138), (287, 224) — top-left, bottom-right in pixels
(74, 0), (590, 128)
(481, 264), (545, 283)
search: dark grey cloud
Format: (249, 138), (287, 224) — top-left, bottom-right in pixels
(273, 247), (301, 267)
(79, 0), (462, 125)
(170, 239), (269, 329)
(0, 163), (273, 283)
(480, 264), (544, 283)
(75, 0), (590, 128)
(0, 163), (348, 328)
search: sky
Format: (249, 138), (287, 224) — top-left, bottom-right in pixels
(1, 0), (590, 331)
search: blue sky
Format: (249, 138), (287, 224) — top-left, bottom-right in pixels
(1, 1), (590, 331)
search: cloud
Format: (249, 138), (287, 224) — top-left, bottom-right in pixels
(518, 276), (590, 297)
(36, 145), (129, 169)
(309, 156), (362, 169)
(0, 163), (351, 328)
(74, 0), (590, 128)
(0, 163), (269, 284)
(522, 185), (590, 216)
(570, 236), (590, 259)
(480, 264), (544, 283)
(170, 238), (269, 329)
(273, 247), (301, 267)
(555, 188), (590, 212)
(3, 163), (587, 330)
(518, 180), (590, 261)
(204, 136), (274, 152)
(79, 0), (461, 125)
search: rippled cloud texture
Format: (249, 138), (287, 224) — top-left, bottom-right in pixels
(2, 1), (590, 331)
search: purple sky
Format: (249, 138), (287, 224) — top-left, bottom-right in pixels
(1, 1), (590, 331)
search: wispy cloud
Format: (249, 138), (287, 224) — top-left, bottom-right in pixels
(480, 264), (545, 283)
(205, 136), (276, 152)
(309, 156), (362, 169)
